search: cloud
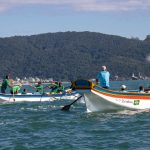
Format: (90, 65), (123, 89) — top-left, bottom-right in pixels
(0, 0), (150, 13)
(0, 2), (12, 12)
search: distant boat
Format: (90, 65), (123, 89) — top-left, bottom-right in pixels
(132, 73), (138, 80)
(138, 72), (144, 80)
(114, 75), (119, 80)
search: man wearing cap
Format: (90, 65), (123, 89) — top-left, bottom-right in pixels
(96, 65), (110, 89)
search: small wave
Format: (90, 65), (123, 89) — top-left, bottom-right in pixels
(0, 120), (22, 126)
(116, 109), (150, 115)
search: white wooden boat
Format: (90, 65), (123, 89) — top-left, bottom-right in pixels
(0, 91), (80, 103)
(71, 79), (150, 112)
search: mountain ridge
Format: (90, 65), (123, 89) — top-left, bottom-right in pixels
(0, 31), (150, 80)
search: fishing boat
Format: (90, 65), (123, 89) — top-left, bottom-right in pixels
(71, 79), (150, 112)
(0, 91), (80, 103)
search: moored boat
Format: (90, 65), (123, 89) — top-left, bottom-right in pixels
(0, 91), (80, 103)
(71, 79), (150, 112)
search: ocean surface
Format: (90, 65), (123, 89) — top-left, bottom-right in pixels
(0, 80), (150, 150)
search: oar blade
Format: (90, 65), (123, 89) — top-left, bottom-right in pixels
(61, 95), (82, 111)
(61, 104), (71, 111)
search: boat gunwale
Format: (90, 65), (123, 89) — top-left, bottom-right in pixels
(93, 85), (150, 100)
(0, 92), (77, 98)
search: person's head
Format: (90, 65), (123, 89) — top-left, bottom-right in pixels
(23, 89), (26, 92)
(38, 81), (41, 85)
(121, 85), (126, 91)
(102, 65), (107, 71)
(139, 86), (144, 91)
(55, 81), (58, 85)
(5, 75), (9, 79)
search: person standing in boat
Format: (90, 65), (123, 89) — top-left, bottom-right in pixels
(96, 65), (110, 89)
(1, 75), (11, 93)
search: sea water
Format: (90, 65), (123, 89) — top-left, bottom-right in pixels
(0, 80), (150, 150)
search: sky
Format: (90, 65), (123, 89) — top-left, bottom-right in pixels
(0, 0), (150, 40)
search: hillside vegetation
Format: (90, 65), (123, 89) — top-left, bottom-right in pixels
(0, 31), (150, 81)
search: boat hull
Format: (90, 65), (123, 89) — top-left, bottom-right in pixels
(0, 92), (80, 103)
(84, 92), (125, 112)
(84, 87), (150, 112)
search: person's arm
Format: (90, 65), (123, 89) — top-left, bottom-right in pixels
(60, 85), (65, 92)
(8, 79), (13, 87)
(96, 79), (98, 85)
(96, 72), (100, 85)
(62, 86), (65, 91)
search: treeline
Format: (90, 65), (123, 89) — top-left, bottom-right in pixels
(0, 31), (150, 81)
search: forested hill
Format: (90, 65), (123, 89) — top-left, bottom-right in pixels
(0, 31), (150, 81)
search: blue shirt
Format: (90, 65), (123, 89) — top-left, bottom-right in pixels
(97, 71), (110, 88)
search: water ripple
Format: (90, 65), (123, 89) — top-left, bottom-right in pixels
(0, 101), (150, 150)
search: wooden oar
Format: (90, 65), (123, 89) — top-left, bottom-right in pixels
(61, 95), (82, 111)
(12, 91), (15, 102)
(9, 80), (16, 102)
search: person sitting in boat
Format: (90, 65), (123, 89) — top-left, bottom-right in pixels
(120, 85), (127, 92)
(96, 65), (110, 89)
(35, 81), (44, 94)
(22, 88), (27, 94)
(1, 75), (11, 93)
(139, 85), (145, 93)
(57, 82), (65, 94)
(10, 83), (22, 94)
(49, 81), (60, 94)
